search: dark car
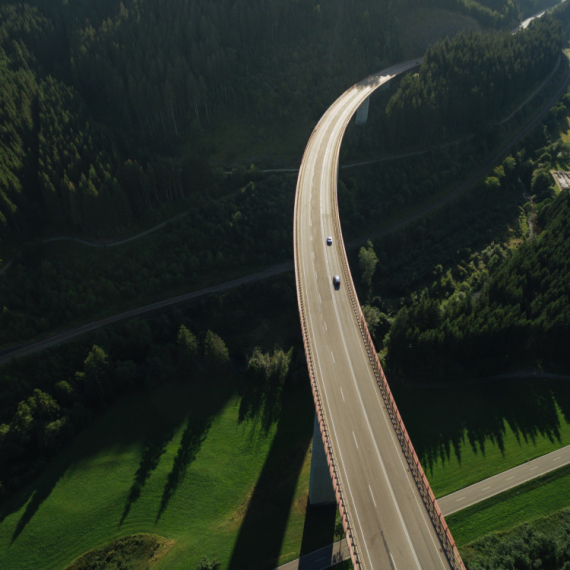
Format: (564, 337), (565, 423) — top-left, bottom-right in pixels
(327, 236), (333, 245)
(333, 275), (340, 289)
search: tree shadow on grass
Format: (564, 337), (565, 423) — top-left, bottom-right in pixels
(3, 407), (142, 543)
(227, 383), (313, 570)
(8, 464), (66, 544)
(1, 379), (230, 544)
(155, 376), (234, 523)
(0, 481), (35, 526)
(120, 427), (175, 526)
(1, 416), (129, 544)
(238, 374), (284, 439)
(394, 378), (567, 478)
(155, 412), (214, 523)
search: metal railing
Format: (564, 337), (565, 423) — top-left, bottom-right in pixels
(329, 139), (465, 570)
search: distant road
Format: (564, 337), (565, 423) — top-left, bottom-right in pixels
(0, 262), (292, 365)
(40, 212), (190, 248)
(438, 444), (570, 515)
(277, 445), (570, 570)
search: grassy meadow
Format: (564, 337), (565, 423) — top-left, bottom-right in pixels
(395, 378), (570, 498)
(424, 402), (570, 498)
(448, 464), (570, 547)
(0, 375), (323, 570)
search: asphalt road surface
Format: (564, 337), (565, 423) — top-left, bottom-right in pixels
(294, 59), (457, 570)
(438, 444), (570, 515)
(278, 445), (570, 570)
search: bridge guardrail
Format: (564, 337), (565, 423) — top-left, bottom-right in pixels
(328, 115), (465, 570)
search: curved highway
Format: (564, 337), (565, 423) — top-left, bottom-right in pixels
(294, 61), (464, 569)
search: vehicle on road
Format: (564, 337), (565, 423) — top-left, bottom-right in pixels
(327, 236), (333, 245)
(332, 275), (340, 288)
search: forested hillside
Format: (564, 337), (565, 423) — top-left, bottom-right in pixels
(0, 0), (406, 240)
(1, 0), (569, 513)
(0, 0), (559, 241)
(387, 180), (570, 383)
(386, 15), (563, 146)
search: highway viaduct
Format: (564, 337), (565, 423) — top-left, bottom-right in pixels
(294, 60), (465, 570)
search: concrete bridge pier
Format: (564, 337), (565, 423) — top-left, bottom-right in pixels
(355, 97), (370, 125)
(309, 413), (336, 505)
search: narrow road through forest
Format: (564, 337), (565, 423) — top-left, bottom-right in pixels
(1, 54), (568, 369)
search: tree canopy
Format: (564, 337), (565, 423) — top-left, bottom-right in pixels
(386, 16), (563, 146)
(387, 188), (570, 383)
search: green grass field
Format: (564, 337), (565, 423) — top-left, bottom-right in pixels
(425, 403), (570, 498)
(0, 377), (322, 570)
(2, 369), (570, 569)
(449, 464), (570, 548)
(395, 379), (570, 498)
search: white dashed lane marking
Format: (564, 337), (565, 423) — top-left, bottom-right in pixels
(369, 484), (377, 508)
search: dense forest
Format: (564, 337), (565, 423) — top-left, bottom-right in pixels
(1, 0), (570, 509)
(2, 10), (569, 346)
(386, 15), (563, 146)
(4, 87), (569, 503)
(385, 139), (570, 383)
(0, 170), (294, 344)
(0, 0), (405, 239)
(1, 5), (570, 570)
(0, 0), (561, 242)
(0, 134), (489, 346)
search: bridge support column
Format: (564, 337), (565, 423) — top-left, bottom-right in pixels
(309, 413), (336, 505)
(355, 97), (370, 125)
